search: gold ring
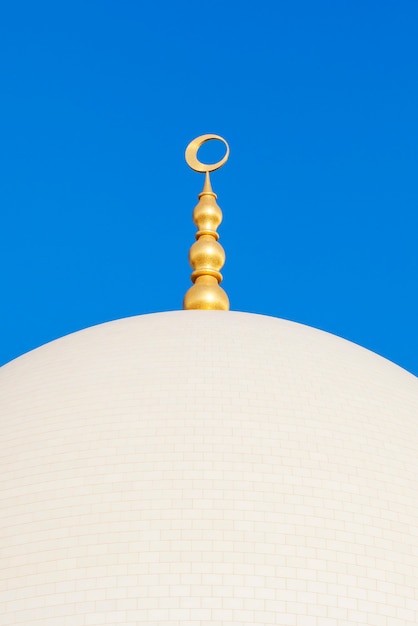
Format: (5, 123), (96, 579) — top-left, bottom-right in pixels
(185, 134), (230, 173)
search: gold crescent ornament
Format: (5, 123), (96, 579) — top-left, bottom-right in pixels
(185, 134), (230, 173)
(183, 134), (230, 311)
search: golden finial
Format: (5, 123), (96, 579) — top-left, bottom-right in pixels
(183, 134), (230, 311)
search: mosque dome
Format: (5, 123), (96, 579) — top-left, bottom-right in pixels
(1, 310), (418, 626)
(2, 134), (418, 625)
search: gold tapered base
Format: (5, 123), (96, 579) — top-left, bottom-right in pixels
(183, 276), (229, 311)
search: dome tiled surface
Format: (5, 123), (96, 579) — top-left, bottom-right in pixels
(1, 311), (418, 625)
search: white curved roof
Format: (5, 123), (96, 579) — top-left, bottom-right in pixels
(1, 311), (418, 625)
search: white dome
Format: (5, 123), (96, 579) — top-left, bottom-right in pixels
(1, 311), (417, 626)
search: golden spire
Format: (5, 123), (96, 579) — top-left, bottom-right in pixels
(183, 134), (230, 311)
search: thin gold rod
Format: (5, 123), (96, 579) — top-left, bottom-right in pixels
(183, 134), (230, 311)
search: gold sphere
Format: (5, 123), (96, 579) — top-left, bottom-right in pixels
(183, 276), (230, 311)
(189, 237), (225, 272)
(193, 196), (222, 232)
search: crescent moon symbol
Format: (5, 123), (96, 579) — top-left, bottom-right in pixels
(185, 134), (230, 173)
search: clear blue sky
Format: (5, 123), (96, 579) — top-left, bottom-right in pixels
(1, 1), (417, 375)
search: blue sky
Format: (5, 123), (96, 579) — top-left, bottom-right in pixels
(1, 1), (417, 375)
